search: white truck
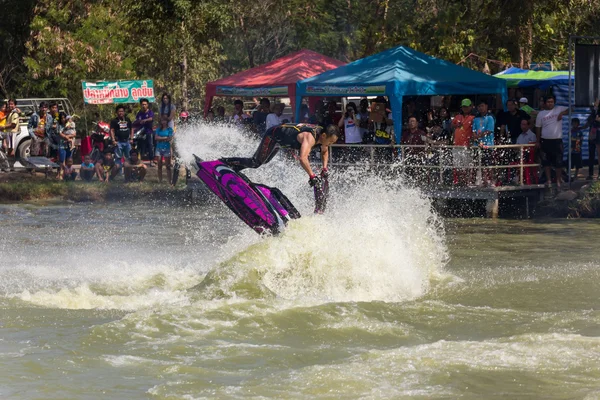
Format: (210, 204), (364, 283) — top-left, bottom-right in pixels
(9, 98), (75, 161)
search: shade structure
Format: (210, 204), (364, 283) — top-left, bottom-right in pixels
(204, 49), (345, 116)
(295, 46), (509, 142)
(494, 68), (572, 89)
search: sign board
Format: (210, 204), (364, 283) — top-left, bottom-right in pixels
(306, 85), (386, 95)
(82, 80), (155, 104)
(529, 62), (554, 71)
(215, 86), (289, 96)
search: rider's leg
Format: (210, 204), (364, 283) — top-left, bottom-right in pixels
(221, 129), (279, 171)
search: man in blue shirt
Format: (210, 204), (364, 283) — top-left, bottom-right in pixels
(472, 100), (496, 186)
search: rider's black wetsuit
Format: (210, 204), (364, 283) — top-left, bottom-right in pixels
(222, 123), (323, 171)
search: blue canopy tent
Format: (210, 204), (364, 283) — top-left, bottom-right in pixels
(295, 46), (509, 143)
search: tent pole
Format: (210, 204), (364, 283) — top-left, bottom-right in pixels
(568, 35), (573, 188)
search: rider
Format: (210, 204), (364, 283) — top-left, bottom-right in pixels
(222, 122), (340, 188)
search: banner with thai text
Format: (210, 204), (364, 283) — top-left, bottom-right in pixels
(82, 80), (155, 104)
(215, 86), (289, 96)
(305, 85), (386, 95)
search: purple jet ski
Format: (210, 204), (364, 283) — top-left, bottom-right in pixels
(194, 156), (300, 235)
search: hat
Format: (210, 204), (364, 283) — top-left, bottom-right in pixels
(461, 99), (472, 107)
(519, 97), (528, 104)
(180, 111), (189, 118)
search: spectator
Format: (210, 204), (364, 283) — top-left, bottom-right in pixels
(110, 105), (133, 167)
(401, 115), (426, 178)
(154, 117), (174, 184)
(425, 108), (452, 184)
(0, 102), (6, 136)
(2, 99), (20, 158)
(80, 154), (95, 182)
(215, 106), (226, 122)
(0, 103), (8, 171)
(516, 119), (537, 145)
(95, 151), (119, 183)
(159, 93), (176, 129)
(472, 100), (496, 186)
(27, 101), (52, 157)
(323, 100), (340, 127)
(299, 104), (310, 123)
(401, 115), (426, 145)
(266, 103), (284, 130)
(451, 99), (475, 185)
(56, 112), (76, 169)
(206, 108), (215, 123)
(535, 95), (570, 189)
(498, 99), (531, 144)
(61, 157), (77, 181)
(358, 98), (371, 142)
(135, 98), (155, 162)
(586, 99), (600, 180)
(570, 118), (584, 181)
(124, 149), (147, 183)
(519, 97), (535, 116)
(179, 111), (189, 125)
(338, 102), (362, 144)
(231, 99), (251, 124)
(253, 98), (270, 132)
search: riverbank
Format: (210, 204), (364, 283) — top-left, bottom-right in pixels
(536, 181), (600, 218)
(0, 164), (188, 203)
(2, 166), (600, 218)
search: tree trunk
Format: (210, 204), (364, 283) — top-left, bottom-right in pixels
(181, 20), (189, 111)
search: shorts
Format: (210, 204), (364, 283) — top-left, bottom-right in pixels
(155, 148), (171, 157)
(452, 147), (472, 167)
(59, 147), (72, 163)
(540, 138), (563, 168)
(571, 152), (583, 169)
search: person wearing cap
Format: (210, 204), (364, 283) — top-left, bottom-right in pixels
(179, 111), (189, 124)
(519, 97), (535, 115)
(497, 99), (530, 144)
(451, 98), (476, 185)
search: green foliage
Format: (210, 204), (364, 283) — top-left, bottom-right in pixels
(2, 0), (600, 111)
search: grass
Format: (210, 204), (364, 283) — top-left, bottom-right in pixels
(0, 180), (188, 203)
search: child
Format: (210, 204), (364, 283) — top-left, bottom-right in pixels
(571, 118), (584, 180)
(154, 117), (174, 184)
(61, 157), (77, 181)
(80, 154), (95, 182)
(95, 151), (119, 183)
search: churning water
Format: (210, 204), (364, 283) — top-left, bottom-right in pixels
(1, 122), (600, 399)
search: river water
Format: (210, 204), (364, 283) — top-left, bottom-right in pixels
(1, 124), (600, 399)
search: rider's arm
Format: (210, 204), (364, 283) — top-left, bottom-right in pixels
(321, 144), (329, 170)
(298, 133), (315, 177)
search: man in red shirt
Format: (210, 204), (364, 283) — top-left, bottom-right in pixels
(451, 99), (475, 185)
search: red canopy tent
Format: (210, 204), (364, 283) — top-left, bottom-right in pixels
(204, 49), (345, 117)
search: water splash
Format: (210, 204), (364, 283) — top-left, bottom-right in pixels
(178, 121), (448, 303)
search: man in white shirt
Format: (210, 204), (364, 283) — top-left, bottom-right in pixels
(535, 95), (570, 188)
(266, 103), (284, 130)
(231, 99), (251, 124)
